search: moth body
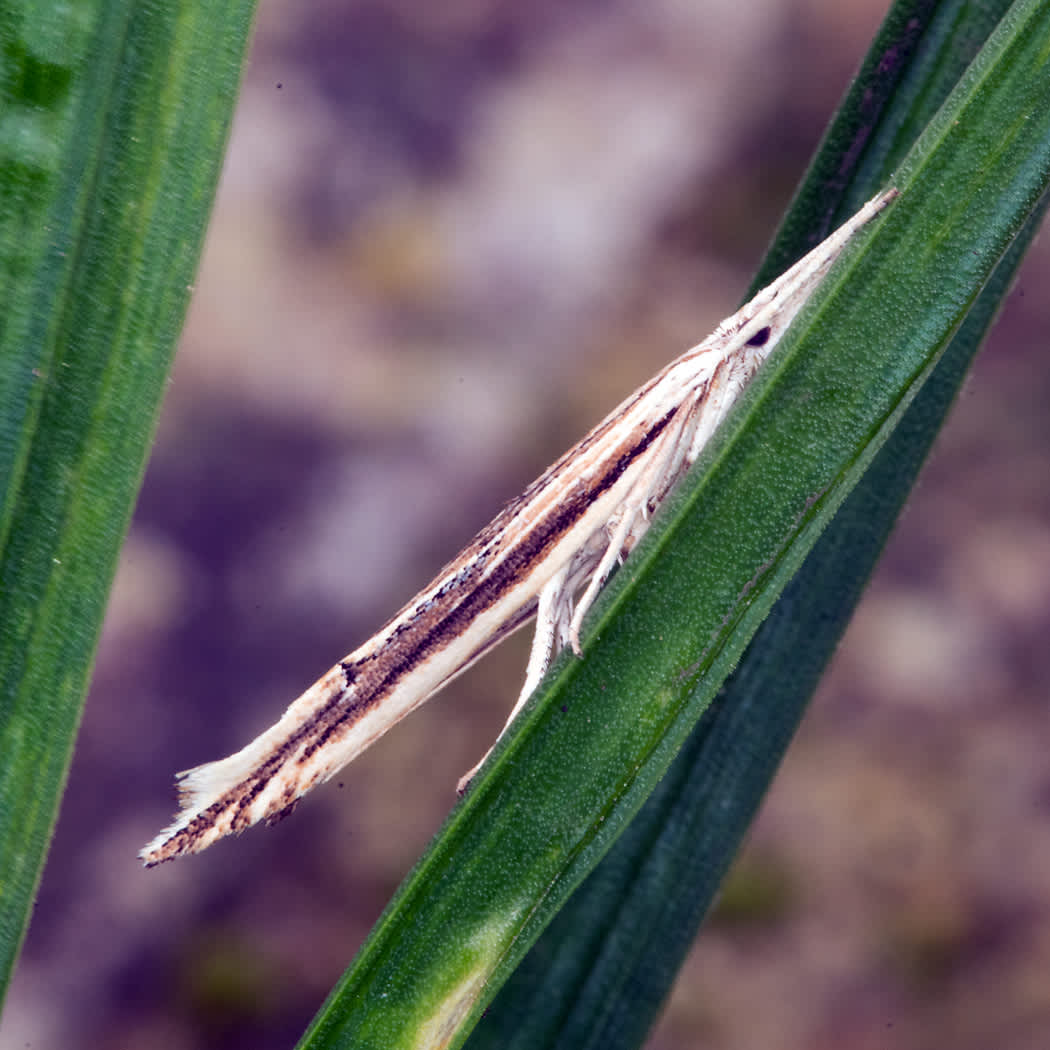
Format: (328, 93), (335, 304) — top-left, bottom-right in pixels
(141, 188), (897, 865)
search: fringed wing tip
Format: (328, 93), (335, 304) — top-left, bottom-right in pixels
(139, 827), (180, 867)
(138, 751), (257, 866)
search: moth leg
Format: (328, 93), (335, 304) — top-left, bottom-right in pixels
(518, 560), (575, 709)
(568, 400), (697, 653)
(653, 385), (713, 507)
(456, 559), (575, 793)
(459, 381), (729, 792)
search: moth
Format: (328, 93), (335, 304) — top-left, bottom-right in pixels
(141, 188), (897, 865)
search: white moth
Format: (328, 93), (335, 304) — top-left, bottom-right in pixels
(142, 188), (898, 866)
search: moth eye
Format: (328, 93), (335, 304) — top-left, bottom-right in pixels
(745, 326), (772, 347)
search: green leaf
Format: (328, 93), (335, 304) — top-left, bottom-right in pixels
(297, 1), (1050, 1047)
(470, 1), (1044, 1045)
(0, 1), (255, 1005)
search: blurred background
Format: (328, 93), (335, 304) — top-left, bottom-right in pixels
(5, 0), (1050, 1047)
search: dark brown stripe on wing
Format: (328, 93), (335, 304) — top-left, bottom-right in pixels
(156, 405), (682, 858)
(305, 403), (681, 734)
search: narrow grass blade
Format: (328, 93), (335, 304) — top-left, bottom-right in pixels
(0, 1), (255, 1005)
(297, 1), (1050, 1047)
(469, 1), (1043, 1045)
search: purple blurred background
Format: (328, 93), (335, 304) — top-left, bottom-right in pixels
(6, 1), (1050, 1048)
